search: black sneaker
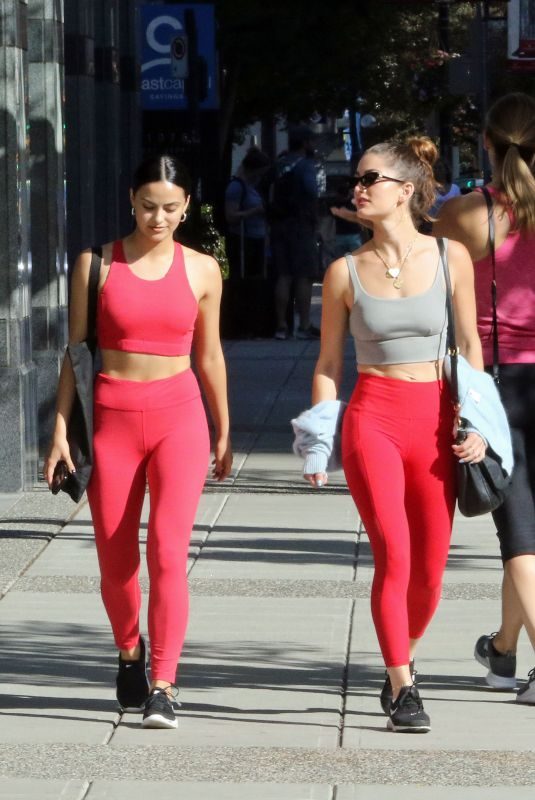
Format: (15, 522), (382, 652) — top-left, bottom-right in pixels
(296, 325), (320, 340)
(380, 660), (416, 715)
(516, 668), (535, 705)
(274, 327), (289, 340)
(474, 632), (516, 690)
(387, 685), (430, 733)
(142, 686), (179, 729)
(116, 635), (150, 712)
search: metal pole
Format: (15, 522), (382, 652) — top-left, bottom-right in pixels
(438, 0), (452, 164)
(478, 1), (492, 182)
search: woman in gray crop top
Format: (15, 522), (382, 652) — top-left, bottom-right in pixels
(307, 136), (486, 733)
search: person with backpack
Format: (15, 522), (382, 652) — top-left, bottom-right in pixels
(270, 126), (320, 340)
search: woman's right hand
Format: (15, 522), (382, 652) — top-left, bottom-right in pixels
(43, 438), (75, 489)
(304, 471), (328, 488)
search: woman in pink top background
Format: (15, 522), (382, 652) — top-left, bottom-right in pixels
(435, 92), (535, 704)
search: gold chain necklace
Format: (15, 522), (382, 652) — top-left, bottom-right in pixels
(374, 235), (418, 289)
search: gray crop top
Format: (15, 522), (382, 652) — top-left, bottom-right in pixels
(346, 242), (448, 365)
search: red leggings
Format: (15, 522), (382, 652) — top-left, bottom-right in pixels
(342, 374), (456, 667)
(87, 369), (210, 683)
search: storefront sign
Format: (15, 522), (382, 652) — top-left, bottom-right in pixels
(508, 0), (535, 72)
(140, 4), (217, 109)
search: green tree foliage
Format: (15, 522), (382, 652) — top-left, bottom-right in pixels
(215, 0), (534, 163)
(213, 0), (479, 147)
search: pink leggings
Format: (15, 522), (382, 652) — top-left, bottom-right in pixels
(87, 369), (210, 683)
(342, 374), (456, 667)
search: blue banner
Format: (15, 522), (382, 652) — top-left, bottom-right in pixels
(140, 4), (218, 110)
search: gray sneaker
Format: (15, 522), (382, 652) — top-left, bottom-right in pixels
(516, 668), (535, 704)
(474, 632), (516, 690)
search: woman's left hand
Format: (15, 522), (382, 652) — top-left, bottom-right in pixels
(212, 438), (233, 481)
(452, 431), (487, 464)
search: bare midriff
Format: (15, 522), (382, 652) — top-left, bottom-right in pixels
(358, 359), (444, 382)
(100, 350), (191, 382)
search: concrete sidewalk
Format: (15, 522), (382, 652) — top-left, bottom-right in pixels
(1, 317), (535, 798)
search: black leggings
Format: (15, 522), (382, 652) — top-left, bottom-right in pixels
(491, 364), (535, 562)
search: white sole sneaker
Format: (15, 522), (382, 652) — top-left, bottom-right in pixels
(142, 713), (178, 729)
(516, 672), (535, 704)
(474, 638), (517, 690)
(386, 718), (431, 733)
(485, 671), (517, 690)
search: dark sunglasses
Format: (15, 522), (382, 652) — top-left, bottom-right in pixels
(350, 171), (405, 189)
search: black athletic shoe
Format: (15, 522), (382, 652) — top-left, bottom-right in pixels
(380, 660), (416, 715)
(296, 325), (320, 340)
(142, 687), (179, 729)
(387, 685), (430, 733)
(116, 635), (150, 712)
(474, 632), (516, 690)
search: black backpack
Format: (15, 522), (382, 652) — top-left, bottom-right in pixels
(269, 157), (304, 221)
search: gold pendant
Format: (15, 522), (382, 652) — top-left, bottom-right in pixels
(393, 276), (403, 289)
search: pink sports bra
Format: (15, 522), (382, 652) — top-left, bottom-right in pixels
(97, 240), (198, 356)
(473, 186), (535, 365)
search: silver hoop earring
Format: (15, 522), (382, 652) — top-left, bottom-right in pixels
(131, 207), (135, 217)
(181, 212), (188, 222)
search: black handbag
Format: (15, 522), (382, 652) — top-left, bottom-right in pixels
(56, 248), (102, 502)
(438, 238), (510, 517)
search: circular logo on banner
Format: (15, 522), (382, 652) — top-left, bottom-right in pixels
(143, 15), (183, 72)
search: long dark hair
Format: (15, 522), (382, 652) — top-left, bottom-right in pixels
(131, 154), (191, 197)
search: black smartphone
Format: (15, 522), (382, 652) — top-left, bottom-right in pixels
(456, 426), (468, 444)
(51, 460), (69, 494)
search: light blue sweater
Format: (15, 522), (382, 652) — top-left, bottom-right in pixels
(291, 400), (347, 475)
(444, 355), (514, 476)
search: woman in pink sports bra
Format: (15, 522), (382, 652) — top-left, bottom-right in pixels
(44, 155), (232, 729)
(435, 92), (535, 705)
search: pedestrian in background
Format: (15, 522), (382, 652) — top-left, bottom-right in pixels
(307, 136), (485, 732)
(270, 125), (321, 340)
(222, 147), (274, 338)
(224, 146), (271, 281)
(329, 178), (364, 259)
(44, 154), (232, 729)
(429, 158), (461, 218)
(435, 92), (535, 703)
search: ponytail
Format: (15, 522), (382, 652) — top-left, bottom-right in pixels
(485, 93), (535, 233)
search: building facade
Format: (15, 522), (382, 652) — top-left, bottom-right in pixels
(0, 0), (140, 492)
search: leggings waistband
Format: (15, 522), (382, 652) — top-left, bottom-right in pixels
(350, 373), (452, 419)
(94, 368), (201, 411)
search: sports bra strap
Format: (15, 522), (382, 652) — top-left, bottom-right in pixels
(345, 253), (359, 302)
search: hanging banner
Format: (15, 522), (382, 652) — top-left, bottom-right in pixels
(140, 4), (218, 109)
(508, 0), (535, 72)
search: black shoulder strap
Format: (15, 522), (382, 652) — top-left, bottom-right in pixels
(86, 246), (102, 353)
(438, 237), (459, 406)
(481, 186), (500, 382)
